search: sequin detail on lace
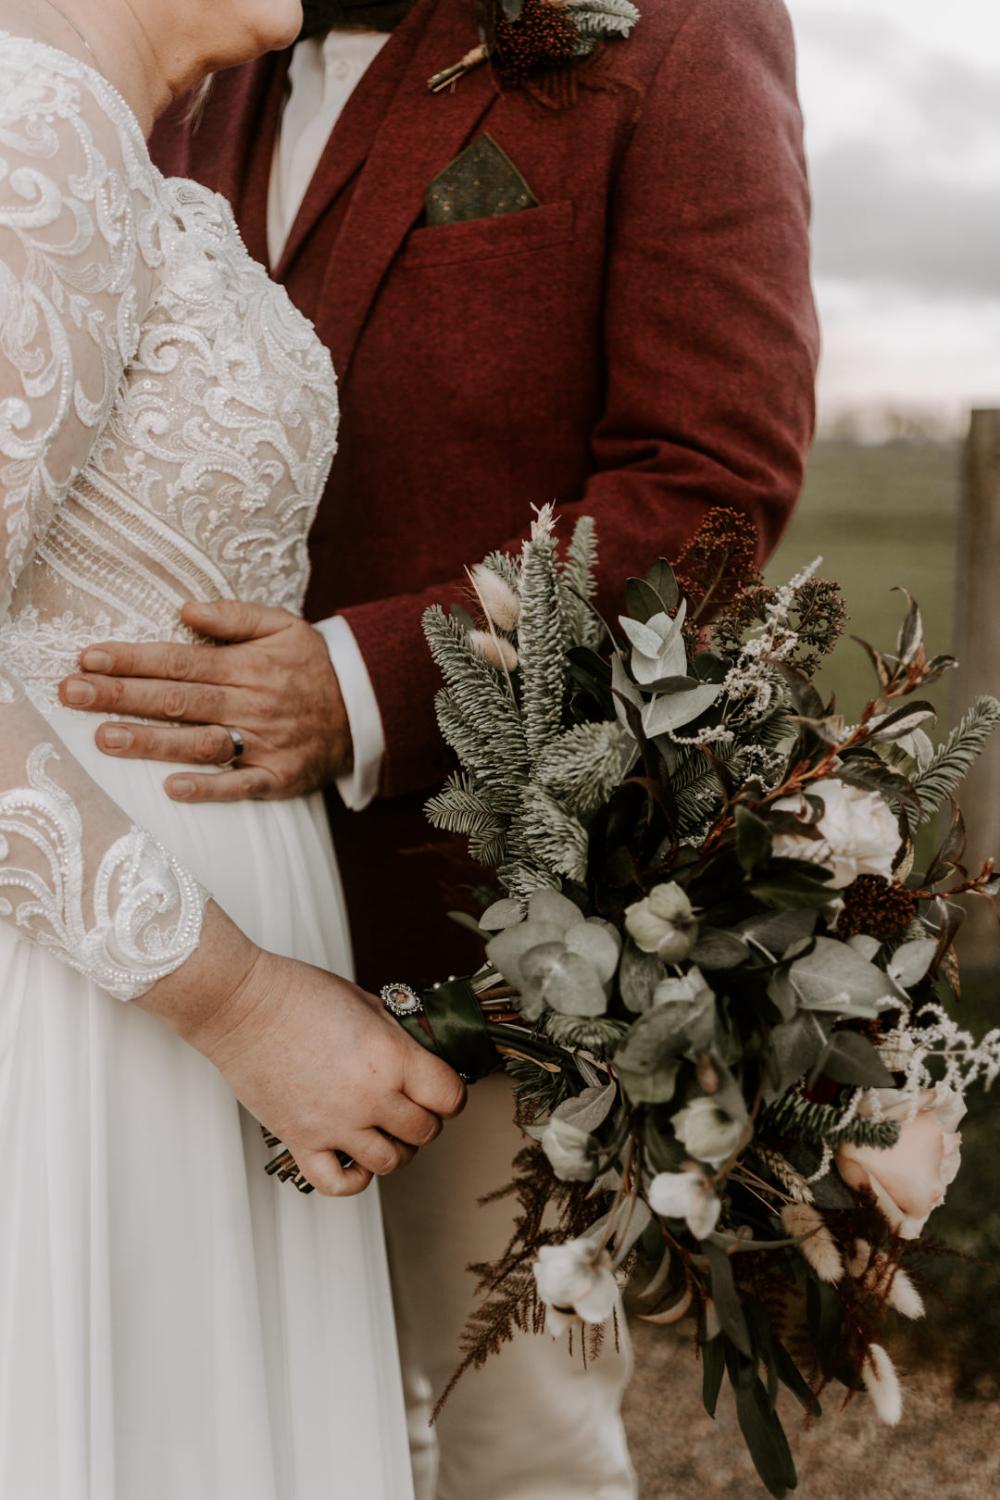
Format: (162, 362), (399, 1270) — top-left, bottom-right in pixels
(0, 744), (205, 1001)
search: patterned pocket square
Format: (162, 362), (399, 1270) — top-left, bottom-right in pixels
(425, 134), (540, 226)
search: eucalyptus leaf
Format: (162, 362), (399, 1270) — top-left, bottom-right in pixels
(619, 939), (665, 1013)
(735, 805), (773, 875)
(786, 937), (896, 1018)
(766, 1012), (826, 1096)
(642, 683), (721, 737)
(814, 1029), (896, 1089)
(888, 937), (938, 990)
(479, 897), (524, 932)
(520, 943), (608, 1018)
(486, 922), (565, 988)
(625, 577), (667, 624)
(553, 1080), (618, 1134)
(689, 929), (751, 970)
(645, 557), (680, 612)
(613, 1007), (688, 1105)
(737, 908), (818, 957)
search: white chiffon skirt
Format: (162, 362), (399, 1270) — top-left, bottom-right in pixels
(0, 703), (414, 1500)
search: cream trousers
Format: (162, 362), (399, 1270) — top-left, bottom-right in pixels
(380, 1073), (638, 1500)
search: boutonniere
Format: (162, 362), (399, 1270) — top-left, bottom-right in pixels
(428, 0), (640, 95)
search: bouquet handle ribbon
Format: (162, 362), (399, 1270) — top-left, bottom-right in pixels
(382, 979), (500, 1084)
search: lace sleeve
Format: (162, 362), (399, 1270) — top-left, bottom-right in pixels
(0, 44), (207, 1000)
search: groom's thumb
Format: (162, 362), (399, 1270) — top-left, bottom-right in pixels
(182, 598), (290, 643)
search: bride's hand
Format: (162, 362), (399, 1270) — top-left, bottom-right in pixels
(137, 906), (466, 1196)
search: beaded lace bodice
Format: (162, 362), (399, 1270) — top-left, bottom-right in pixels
(0, 35), (339, 998)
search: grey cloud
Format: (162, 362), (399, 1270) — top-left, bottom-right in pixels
(795, 7), (1000, 150)
(810, 139), (1000, 299)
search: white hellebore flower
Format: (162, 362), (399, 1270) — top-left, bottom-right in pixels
(771, 778), (901, 889)
(649, 1170), (722, 1241)
(533, 1239), (619, 1337)
(672, 1096), (746, 1168)
(625, 882), (697, 962)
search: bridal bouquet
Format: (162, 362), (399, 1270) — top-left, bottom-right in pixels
(397, 505), (1000, 1498)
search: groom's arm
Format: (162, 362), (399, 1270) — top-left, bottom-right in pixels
(340, 0), (819, 799)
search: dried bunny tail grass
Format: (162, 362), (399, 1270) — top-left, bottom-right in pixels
(863, 1344), (904, 1426)
(781, 1203), (844, 1285)
(848, 1240), (925, 1321)
(469, 564), (521, 632)
(468, 630), (519, 672)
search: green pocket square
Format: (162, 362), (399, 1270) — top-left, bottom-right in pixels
(425, 134), (540, 226)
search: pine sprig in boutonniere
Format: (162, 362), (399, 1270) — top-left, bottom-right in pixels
(428, 0), (640, 96)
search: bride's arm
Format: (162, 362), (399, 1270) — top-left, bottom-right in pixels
(0, 50), (463, 1190)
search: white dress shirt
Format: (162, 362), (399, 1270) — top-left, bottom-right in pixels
(268, 32), (391, 811)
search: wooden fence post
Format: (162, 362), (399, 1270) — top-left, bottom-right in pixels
(955, 410), (1000, 965)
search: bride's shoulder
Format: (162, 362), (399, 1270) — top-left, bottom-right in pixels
(0, 30), (152, 190)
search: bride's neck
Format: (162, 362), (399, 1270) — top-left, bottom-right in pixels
(4, 0), (198, 136)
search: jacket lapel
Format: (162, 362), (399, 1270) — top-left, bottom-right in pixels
(273, 29), (412, 281)
(317, 0), (500, 380)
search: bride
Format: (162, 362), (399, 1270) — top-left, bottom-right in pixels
(0, 0), (466, 1495)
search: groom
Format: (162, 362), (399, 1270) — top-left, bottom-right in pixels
(63, 0), (818, 1492)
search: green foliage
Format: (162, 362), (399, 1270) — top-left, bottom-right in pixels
(535, 719), (636, 817)
(561, 515), (603, 648)
(425, 771), (507, 867)
(913, 694), (1000, 821)
(518, 516), (571, 762)
(760, 1089), (901, 1151)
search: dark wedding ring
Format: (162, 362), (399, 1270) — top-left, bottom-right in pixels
(221, 726), (245, 767)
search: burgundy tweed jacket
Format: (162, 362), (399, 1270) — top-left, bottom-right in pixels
(152, 0), (819, 989)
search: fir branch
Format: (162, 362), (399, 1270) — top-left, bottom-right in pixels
(761, 1091), (902, 1151)
(913, 695), (1000, 822)
(535, 719), (636, 817)
(520, 784), (590, 883)
(518, 510), (571, 762)
(561, 515), (603, 648)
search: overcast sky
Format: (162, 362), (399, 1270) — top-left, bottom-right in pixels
(786, 0), (1000, 431)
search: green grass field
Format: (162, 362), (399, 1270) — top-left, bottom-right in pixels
(765, 438), (962, 722)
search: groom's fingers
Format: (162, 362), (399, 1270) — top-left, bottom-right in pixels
(95, 721), (246, 766)
(60, 670), (234, 725)
(181, 599), (292, 643)
(164, 766), (278, 802)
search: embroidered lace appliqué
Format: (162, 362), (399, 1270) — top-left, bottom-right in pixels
(0, 36), (339, 998)
(0, 744), (205, 1000)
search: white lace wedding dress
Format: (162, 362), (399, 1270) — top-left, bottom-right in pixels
(0, 34), (413, 1500)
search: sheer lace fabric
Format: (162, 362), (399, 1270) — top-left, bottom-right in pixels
(0, 35), (339, 998)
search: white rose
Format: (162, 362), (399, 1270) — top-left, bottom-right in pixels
(649, 1170), (722, 1241)
(625, 882), (697, 962)
(772, 778), (900, 889)
(533, 1239), (619, 1336)
(672, 1096), (746, 1168)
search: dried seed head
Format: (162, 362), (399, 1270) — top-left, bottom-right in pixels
(470, 564), (521, 632)
(782, 1202), (844, 1285)
(469, 630), (519, 672)
(863, 1343), (903, 1426)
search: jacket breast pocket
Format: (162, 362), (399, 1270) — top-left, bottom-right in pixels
(400, 199), (575, 269)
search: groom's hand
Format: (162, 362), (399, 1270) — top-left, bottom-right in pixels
(59, 601), (353, 802)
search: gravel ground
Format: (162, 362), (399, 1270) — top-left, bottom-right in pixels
(623, 1322), (1000, 1500)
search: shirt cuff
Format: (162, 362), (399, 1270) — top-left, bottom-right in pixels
(314, 615), (386, 811)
